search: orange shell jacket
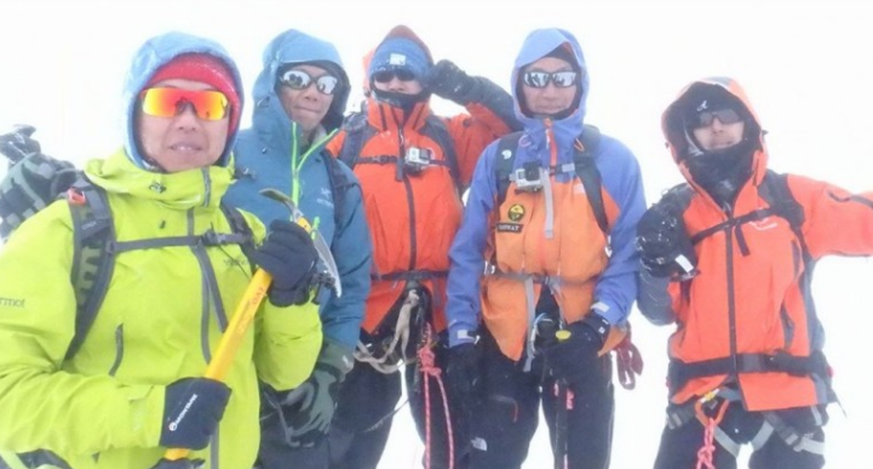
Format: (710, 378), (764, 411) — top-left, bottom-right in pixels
(641, 77), (873, 411)
(326, 97), (513, 335)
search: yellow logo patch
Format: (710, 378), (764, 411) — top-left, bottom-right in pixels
(507, 204), (526, 222)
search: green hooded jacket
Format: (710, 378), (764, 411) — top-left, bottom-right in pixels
(0, 30), (322, 469)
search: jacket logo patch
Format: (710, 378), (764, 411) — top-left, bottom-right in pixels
(750, 217), (778, 231)
(0, 297), (25, 308)
(497, 222), (522, 233)
(507, 204), (525, 222)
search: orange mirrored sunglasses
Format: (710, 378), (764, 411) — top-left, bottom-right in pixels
(140, 87), (229, 121)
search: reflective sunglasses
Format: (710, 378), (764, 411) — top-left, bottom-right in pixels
(372, 68), (417, 84)
(692, 108), (743, 128)
(522, 71), (578, 89)
(278, 69), (340, 95)
(140, 88), (229, 120)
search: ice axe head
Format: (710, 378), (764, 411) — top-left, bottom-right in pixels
(259, 188), (342, 297)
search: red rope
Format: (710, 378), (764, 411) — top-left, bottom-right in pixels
(694, 398), (729, 469)
(417, 325), (455, 469)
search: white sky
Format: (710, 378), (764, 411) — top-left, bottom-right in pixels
(2, 0), (872, 468)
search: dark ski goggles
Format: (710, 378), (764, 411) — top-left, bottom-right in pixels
(372, 68), (417, 83)
(140, 88), (229, 121)
(522, 71), (578, 89)
(278, 69), (340, 95)
(692, 108), (743, 128)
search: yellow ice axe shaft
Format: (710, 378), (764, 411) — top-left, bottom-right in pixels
(163, 268), (273, 462)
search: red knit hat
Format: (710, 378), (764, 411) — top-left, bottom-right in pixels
(145, 53), (241, 133)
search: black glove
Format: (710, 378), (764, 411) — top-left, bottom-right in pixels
(249, 219), (318, 306)
(160, 378), (231, 450)
(636, 203), (697, 279)
(541, 313), (610, 386)
(424, 59), (476, 104)
(0, 125), (41, 165)
(445, 343), (481, 403)
(281, 340), (353, 447)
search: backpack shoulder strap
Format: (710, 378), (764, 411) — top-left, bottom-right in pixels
(573, 124), (608, 234)
(337, 112), (373, 170)
(494, 131), (524, 205)
(422, 115), (460, 188)
(322, 154), (356, 233)
(761, 170), (807, 253)
(219, 201), (255, 261)
(66, 179), (114, 361)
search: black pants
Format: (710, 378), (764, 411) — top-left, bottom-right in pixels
(654, 401), (827, 469)
(467, 332), (614, 469)
(328, 339), (468, 469)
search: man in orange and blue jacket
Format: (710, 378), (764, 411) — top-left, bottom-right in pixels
(445, 28), (646, 469)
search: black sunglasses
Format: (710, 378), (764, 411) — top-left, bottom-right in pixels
(278, 69), (340, 95)
(522, 71), (578, 89)
(373, 68), (417, 84)
(693, 108), (743, 128)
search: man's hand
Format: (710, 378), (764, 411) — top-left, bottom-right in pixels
(250, 220), (319, 306)
(282, 340), (353, 447)
(424, 59), (476, 104)
(636, 203), (697, 279)
(159, 378), (231, 450)
(541, 313), (610, 386)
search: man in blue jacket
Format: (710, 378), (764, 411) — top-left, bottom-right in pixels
(444, 28), (646, 469)
(224, 29), (372, 469)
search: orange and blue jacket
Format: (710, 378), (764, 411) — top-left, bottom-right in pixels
(325, 30), (517, 337)
(445, 28), (647, 362)
(639, 77), (873, 411)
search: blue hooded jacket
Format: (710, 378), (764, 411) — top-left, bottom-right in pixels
(445, 28), (647, 346)
(225, 30), (371, 350)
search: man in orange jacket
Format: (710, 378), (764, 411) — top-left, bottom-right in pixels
(324, 25), (519, 469)
(637, 76), (873, 469)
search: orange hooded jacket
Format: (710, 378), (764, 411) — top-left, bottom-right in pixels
(326, 26), (515, 336)
(640, 77), (873, 411)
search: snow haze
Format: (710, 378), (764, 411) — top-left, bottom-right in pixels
(1, 1), (871, 468)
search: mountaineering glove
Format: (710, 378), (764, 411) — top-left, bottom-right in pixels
(636, 202), (698, 280)
(424, 59), (476, 104)
(282, 339), (354, 447)
(250, 219), (318, 307)
(445, 342), (481, 403)
(0, 127), (78, 240)
(0, 125), (41, 165)
(160, 377), (231, 450)
(541, 313), (611, 386)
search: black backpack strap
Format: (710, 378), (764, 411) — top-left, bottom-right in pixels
(323, 154), (356, 232)
(761, 170), (807, 254)
(220, 202), (255, 264)
(689, 171), (807, 258)
(494, 131), (524, 205)
(668, 350), (830, 396)
(494, 126), (608, 234)
(337, 112), (373, 170)
(573, 125), (607, 234)
(422, 115), (460, 188)
(66, 180), (114, 361)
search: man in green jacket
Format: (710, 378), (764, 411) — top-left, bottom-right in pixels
(0, 31), (323, 469)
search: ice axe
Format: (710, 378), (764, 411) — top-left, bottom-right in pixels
(259, 188), (342, 297)
(153, 190), (331, 468)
